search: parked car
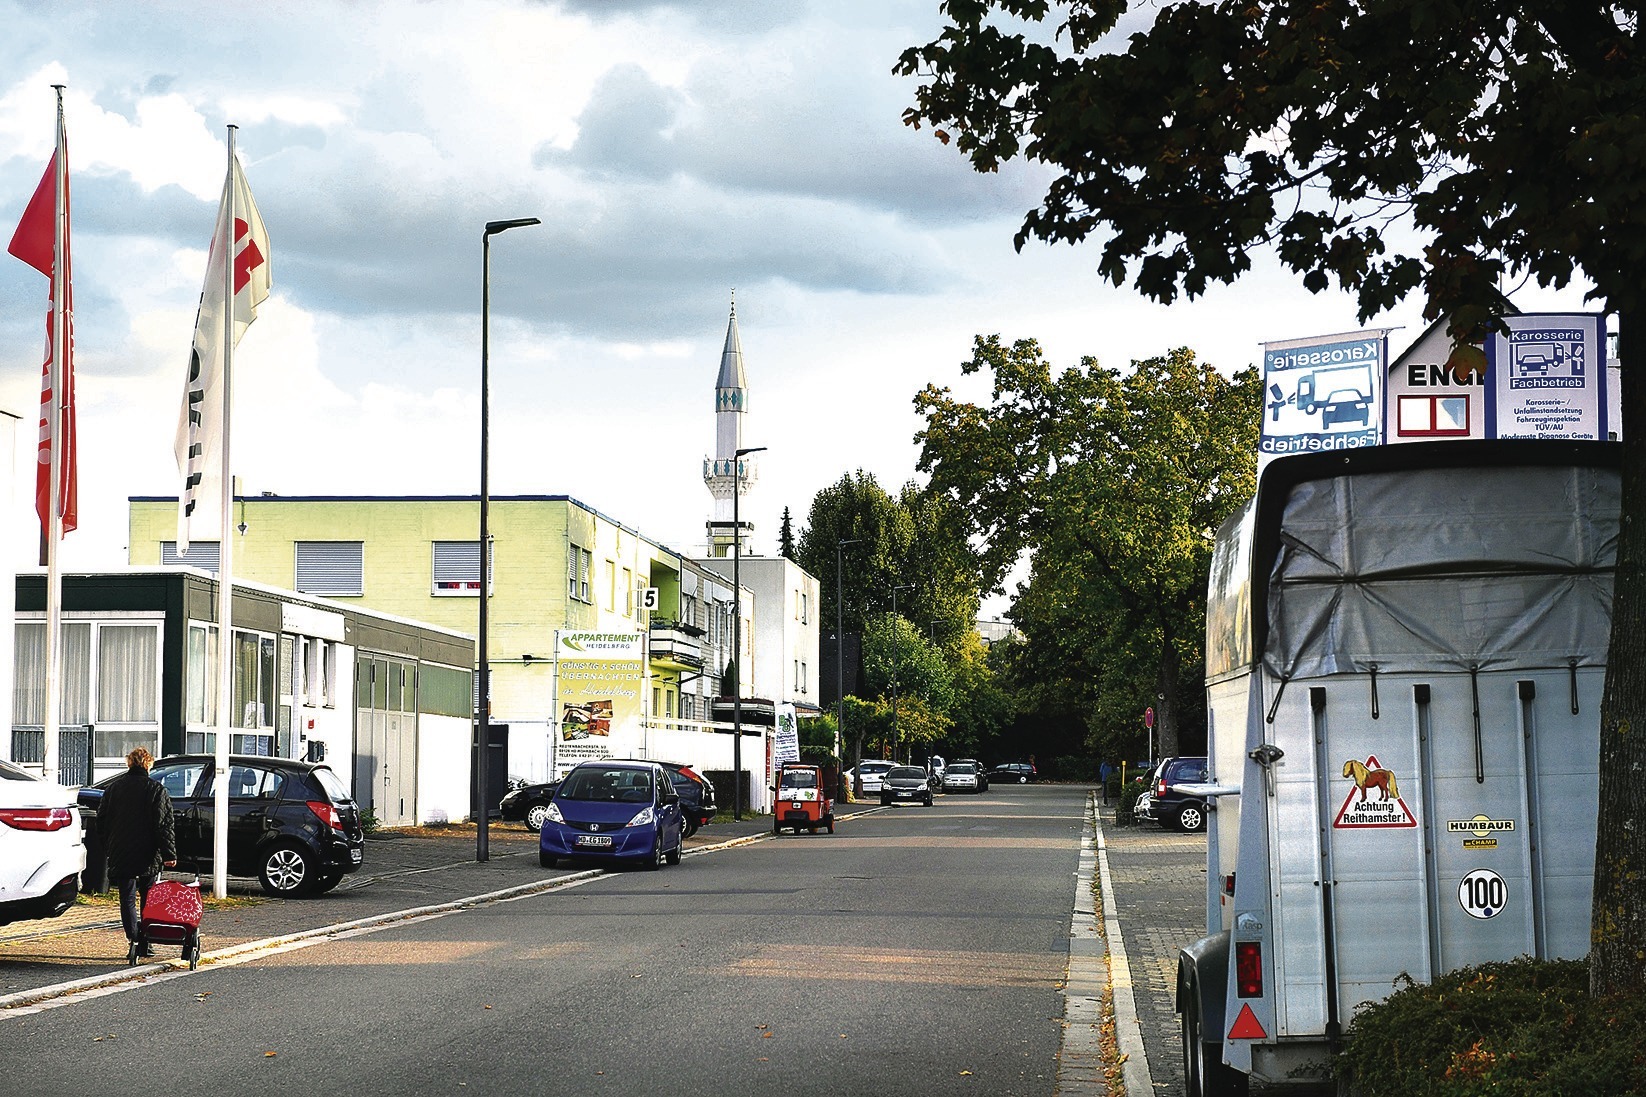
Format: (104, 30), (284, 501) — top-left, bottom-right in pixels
(499, 778), (560, 833)
(537, 760), (684, 870)
(846, 760), (896, 794)
(1142, 755), (1209, 832)
(0, 758), (86, 925)
(77, 754), (364, 897)
(952, 758), (988, 792)
(611, 759), (717, 837)
(879, 766), (935, 807)
(988, 762), (1037, 784)
(942, 760), (982, 794)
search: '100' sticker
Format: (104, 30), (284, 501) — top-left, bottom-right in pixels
(1459, 869), (1507, 919)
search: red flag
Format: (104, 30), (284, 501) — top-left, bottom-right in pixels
(7, 121), (77, 536)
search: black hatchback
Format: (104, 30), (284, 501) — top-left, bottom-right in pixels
(79, 754), (365, 896)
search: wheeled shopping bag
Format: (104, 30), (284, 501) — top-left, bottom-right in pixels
(132, 877), (203, 970)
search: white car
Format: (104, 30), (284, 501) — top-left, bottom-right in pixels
(0, 758), (87, 926)
(847, 760), (896, 794)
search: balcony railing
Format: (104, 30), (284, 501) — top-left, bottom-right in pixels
(648, 620), (704, 670)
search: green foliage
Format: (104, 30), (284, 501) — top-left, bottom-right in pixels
(862, 612), (956, 713)
(916, 338), (1258, 758)
(359, 807), (380, 836)
(1336, 958), (1646, 1096)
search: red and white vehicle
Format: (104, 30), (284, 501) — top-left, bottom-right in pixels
(0, 758), (87, 926)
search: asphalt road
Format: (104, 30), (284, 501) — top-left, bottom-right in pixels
(3, 785), (1089, 1097)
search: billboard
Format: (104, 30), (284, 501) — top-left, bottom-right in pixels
(1260, 330), (1387, 464)
(1485, 313), (1608, 440)
(552, 630), (644, 776)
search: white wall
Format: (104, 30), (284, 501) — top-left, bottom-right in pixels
(416, 712), (472, 825)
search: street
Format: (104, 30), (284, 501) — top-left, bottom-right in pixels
(4, 785), (1090, 1097)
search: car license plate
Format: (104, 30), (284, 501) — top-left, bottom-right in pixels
(350, 847), (363, 864)
(792, 800), (806, 809)
(576, 834), (613, 849)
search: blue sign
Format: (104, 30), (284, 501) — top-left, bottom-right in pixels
(1485, 314), (1607, 439)
(1260, 331), (1387, 459)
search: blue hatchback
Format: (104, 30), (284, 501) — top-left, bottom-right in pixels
(538, 761), (684, 870)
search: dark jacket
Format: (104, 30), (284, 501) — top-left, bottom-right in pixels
(97, 766), (177, 879)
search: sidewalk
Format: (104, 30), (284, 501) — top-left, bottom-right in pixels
(0, 814), (775, 1003)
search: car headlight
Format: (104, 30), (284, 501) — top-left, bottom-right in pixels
(625, 806), (657, 828)
(543, 802), (565, 825)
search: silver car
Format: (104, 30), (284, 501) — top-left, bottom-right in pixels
(942, 761), (981, 794)
(848, 760), (896, 794)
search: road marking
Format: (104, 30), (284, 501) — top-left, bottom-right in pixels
(726, 943), (1061, 988)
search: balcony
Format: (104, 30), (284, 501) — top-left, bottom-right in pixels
(648, 619), (705, 671)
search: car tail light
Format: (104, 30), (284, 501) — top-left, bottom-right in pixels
(0, 806), (75, 831)
(306, 800), (343, 832)
(1235, 941), (1263, 998)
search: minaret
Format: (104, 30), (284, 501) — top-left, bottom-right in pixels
(704, 293), (756, 558)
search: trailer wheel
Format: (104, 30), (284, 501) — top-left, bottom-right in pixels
(1182, 979), (1248, 1097)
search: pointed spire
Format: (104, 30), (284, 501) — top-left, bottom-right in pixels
(716, 291), (747, 409)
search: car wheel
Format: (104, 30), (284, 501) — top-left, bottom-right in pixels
(644, 833), (664, 871)
(524, 802), (550, 833)
(666, 835), (682, 865)
(773, 818), (782, 834)
(1177, 803), (1207, 832)
(1017, 774), (1028, 783)
(880, 795), (891, 806)
(539, 850), (557, 869)
(683, 817), (699, 839)
(826, 815), (835, 834)
(924, 794), (933, 806)
(259, 843), (315, 896)
(312, 870), (344, 895)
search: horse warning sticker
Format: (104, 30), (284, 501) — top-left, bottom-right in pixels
(1334, 755), (1418, 828)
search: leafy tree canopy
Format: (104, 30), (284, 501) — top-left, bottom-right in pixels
(916, 337), (1258, 755)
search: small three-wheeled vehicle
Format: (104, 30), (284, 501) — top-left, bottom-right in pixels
(773, 763), (834, 834)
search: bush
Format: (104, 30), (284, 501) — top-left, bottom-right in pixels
(1336, 957), (1646, 1096)
(1114, 779), (1145, 824)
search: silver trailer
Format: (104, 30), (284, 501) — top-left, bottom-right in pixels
(1175, 440), (1618, 1096)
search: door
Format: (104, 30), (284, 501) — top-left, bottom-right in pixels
(356, 655), (418, 828)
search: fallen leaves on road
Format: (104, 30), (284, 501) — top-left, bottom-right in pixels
(264, 1051), (276, 1058)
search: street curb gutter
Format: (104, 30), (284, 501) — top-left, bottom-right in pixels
(0, 827), (781, 1015)
(1095, 796), (1154, 1096)
(1055, 795), (1111, 1095)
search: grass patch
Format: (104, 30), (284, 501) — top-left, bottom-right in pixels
(1336, 957), (1646, 1096)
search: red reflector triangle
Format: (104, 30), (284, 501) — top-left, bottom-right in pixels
(1227, 1003), (1268, 1040)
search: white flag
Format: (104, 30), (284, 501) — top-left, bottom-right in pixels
(175, 156), (270, 552)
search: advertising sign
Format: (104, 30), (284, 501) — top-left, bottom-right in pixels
(552, 629), (645, 775)
(1485, 313), (1607, 440)
(773, 703), (800, 767)
(1260, 330), (1387, 463)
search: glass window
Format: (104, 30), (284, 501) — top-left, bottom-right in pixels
(186, 624), (217, 725)
(151, 760), (209, 800)
(97, 624), (158, 723)
(14, 622), (43, 725)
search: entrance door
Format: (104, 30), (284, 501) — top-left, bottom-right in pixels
(355, 656), (418, 828)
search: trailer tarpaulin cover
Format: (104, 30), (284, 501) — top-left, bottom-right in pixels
(1262, 464), (1618, 680)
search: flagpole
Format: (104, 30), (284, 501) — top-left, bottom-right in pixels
(211, 125), (238, 899)
(41, 84), (67, 783)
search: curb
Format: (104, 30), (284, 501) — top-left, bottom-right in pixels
(1096, 798), (1154, 1096)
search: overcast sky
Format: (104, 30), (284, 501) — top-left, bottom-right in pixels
(0, 0), (1593, 606)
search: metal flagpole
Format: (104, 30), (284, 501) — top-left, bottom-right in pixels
(211, 126), (238, 899)
(41, 84), (67, 783)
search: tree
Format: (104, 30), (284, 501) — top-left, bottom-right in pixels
(898, 0), (1646, 994)
(778, 506), (797, 560)
(916, 338), (1259, 758)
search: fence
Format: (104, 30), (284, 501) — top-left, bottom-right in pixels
(9, 725), (95, 786)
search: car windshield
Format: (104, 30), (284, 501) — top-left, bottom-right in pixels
(950, 763), (976, 774)
(559, 767), (654, 803)
(887, 767), (926, 780)
(780, 770), (817, 789)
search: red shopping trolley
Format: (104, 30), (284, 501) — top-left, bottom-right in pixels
(130, 877), (204, 970)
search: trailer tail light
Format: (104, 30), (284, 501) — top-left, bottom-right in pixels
(307, 800), (343, 832)
(1224, 873), (1237, 896)
(1235, 941), (1263, 997)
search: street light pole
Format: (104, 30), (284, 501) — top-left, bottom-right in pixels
(731, 444), (766, 821)
(477, 216), (539, 863)
(836, 539), (862, 794)
(889, 583), (914, 762)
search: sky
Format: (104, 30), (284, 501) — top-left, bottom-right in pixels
(0, 0), (1596, 609)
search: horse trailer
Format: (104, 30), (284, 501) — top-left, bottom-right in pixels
(1175, 440), (1618, 1095)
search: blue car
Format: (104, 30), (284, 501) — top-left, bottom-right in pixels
(538, 760), (684, 870)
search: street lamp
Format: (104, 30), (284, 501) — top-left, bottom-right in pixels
(889, 582), (914, 762)
(836, 539), (862, 795)
(478, 216), (539, 863)
(731, 444), (766, 820)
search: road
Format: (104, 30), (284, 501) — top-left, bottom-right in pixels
(3, 785), (1090, 1097)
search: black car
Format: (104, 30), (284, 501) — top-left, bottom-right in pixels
(79, 754), (365, 896)
(611, 759), (717, 836)
(499, 779), (560, 833)
(1138, 755), (1210, 832)
(879, 766), (935, 806)
(988, 762), (1037, 784)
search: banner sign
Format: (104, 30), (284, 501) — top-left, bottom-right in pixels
(774, 703), (800, 767)
(552, 630), (644, 775)
(1260, 330), (1387, 461)
(1484, 313), (1608, 440)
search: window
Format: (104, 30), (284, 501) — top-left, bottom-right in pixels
(162, 541), (221, 575)
(186, 624), (218, 727)
(622, 568), (633, 616)
(568, 545), (592, 602)
(800, 661), (808, 692)
(801, 592), (809, 624)
(433, 540), (493, 595)
(98, 625), (158, 723)
(295, 541), (364, 596)
(607, 560), (618, 610)
(1397, 394), (1471, 437)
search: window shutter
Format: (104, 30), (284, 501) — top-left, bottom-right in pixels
(163, 541), (221, 575)
(433, 540), (492, 595)
(295, 542), (364, 596)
